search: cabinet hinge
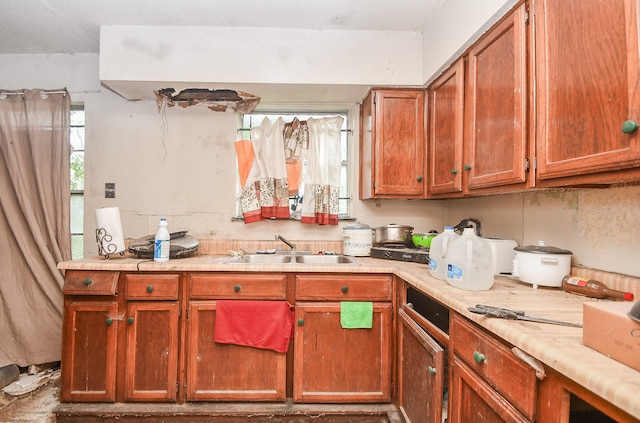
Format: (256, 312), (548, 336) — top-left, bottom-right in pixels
(178, 307), (182, 319)
(524, 158), (530, 172)
(524, 10), (530, 25)
(533, 157), (538, 170)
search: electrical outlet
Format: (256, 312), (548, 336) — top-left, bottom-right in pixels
(105, 182), (116, 198)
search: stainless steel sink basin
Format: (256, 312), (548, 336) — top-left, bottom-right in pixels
(231, 254), (294, 264)
(224, 254), (358, 265)
(294, 255), (358, 264)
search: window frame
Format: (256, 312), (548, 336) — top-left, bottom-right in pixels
(235, 109), (354, 221)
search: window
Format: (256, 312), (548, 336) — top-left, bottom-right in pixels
(70, 105), (85, 259)
(236, 111), (352, 220)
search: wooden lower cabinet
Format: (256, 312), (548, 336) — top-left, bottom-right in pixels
(293, 302), (392, 403)
(123, 274), (180, 402)
(449, 313), (537, 422)
(293, 274), (394, 403)
(60, 270), (119, 402)
(60, 299), (118, 402)
(186, 301), (286, 401)
(185, 272), (289, 401)
(124, 301), (179, 402)
(397, 307), (445, 423)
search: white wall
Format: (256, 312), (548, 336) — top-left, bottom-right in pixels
(2, 44), (639, 278)
(1, 54), (445, 258)
(420, 0), (518, 84)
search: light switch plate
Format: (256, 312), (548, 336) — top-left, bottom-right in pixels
(105, 182), (115, 198)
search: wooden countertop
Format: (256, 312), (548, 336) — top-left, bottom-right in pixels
(58, 254), (640, 419)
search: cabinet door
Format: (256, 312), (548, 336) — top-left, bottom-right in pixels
(293, 302), (392, 403)
(535, 0), (640, 183)
(428, 59), (465, 196)
(124, 302), (179, 402)
(450, 356), (530, 423)
(465, 4), (528, 191)
(186, 301), (286, 401)
(60, 300), (118, 402)
(398, 308), (445, 423)
(360, 89), (425, 198)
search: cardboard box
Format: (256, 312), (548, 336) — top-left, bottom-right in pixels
(583, 301), (640, 372)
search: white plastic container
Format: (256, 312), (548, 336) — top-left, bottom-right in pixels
(154, 218), (170, 263)
(428, 226), (459, 280)
(446, 227), (494, 291)
(342, 222), (373, 256)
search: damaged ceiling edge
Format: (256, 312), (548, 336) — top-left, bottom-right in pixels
(155, 88), (261, 113)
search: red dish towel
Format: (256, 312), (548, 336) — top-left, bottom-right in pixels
(214, 300), (294, 353)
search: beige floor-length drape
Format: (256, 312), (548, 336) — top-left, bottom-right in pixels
(0, 88), (71, 367)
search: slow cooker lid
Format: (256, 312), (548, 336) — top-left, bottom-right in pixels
(514, 240), (572, 255)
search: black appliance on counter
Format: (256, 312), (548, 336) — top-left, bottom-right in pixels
(370, 245), (429, 264)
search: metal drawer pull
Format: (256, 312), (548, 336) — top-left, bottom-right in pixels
(84, 278), (92, 286)
(512, 347), (546, 380)
(146, 285), (154, 293)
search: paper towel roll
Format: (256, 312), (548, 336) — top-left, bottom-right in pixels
(95, 207), (126, 256)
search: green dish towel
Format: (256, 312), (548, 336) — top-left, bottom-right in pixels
(340, 302), (373, 329)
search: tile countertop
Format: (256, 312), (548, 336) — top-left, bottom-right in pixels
(58, 253), (640, 419)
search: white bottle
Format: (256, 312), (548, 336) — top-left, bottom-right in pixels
(445, 227), (494, 291)
(429, 226), (459, 280)
(154, 218), (170, 263)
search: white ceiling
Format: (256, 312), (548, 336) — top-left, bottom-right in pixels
(0, 0), (441, 55)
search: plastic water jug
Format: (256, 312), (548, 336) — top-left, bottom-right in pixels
(429, 226), (459, 280)
(445, 227), (494, 290)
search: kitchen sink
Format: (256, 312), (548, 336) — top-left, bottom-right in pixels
(230, 254), (295, 264)
(294, 255), (358, 264)
(224, 254), (359, 265)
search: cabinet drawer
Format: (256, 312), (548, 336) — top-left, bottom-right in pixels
(295, 274), (392, 301)
(189, 273), (287, 299)
(451, 313), (537, 420)
(63, 270), (119, 296)
(124, 274), (179, 300)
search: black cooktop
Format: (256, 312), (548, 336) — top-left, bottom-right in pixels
(370, 246), (429, 264)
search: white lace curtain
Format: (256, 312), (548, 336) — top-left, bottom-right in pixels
(0, 88), (71, 367)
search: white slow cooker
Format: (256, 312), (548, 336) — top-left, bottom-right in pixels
(342, 222), (373, 256)
(513, 241), (572, 289)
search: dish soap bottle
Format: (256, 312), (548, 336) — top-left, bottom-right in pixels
(562, 275), (634, 301)
(429, 226), (459, 280)
(154, 218), (170, 263)
(445, 227), (494, 291)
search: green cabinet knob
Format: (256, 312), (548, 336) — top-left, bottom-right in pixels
(146, 285), (154, 293)
(622, 120), (639, 133)
(417, 175), (423, 182)
(105, 317), (113, 326)
(298, 319), (304, 326)
(127, 317), (134, 325)
(234, 285), (241, 292)
(84, 278), (92, 286)
(464, 164), (472, 171)
(450, 169), (458, 175)
(428, 366), (436, 375)
(341, 286), (348, 293)
(473, 351), (486, 364)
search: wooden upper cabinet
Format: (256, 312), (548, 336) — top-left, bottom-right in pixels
(535, 0), (640, 185)
(428, 59), (465, 196)
(464, 3), (529, 192)
(360, 88), (426, 199)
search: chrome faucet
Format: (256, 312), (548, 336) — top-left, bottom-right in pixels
(275, 234), (296, 250)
